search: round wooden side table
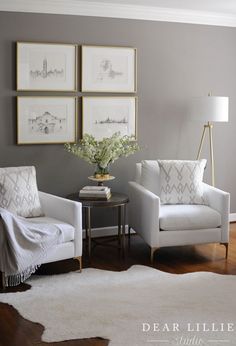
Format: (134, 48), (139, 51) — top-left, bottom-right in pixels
(67, 192), (129, 259)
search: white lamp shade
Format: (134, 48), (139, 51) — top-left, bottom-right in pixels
(190, 96), (229, 122)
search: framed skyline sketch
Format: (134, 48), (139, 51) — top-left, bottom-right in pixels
(16, 42), (77, 91)
(82, 97), (137, 140)
(17, 96), (77, 144)
(81, 45), (137, 92)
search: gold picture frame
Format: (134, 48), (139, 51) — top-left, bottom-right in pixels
(16, 41), (78, 91)
(17, 96), (78, 145)
(81, 45), (137, 93)
(82, 96), (138, 140)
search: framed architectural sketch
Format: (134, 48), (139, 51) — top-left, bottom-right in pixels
(81, 45), (137, 92)
(16, 42), (78, 91)
(82, 97), (137, 140)
(17, 96), (77, 144)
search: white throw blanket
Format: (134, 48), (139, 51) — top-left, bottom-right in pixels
(0, 208), (64, 286)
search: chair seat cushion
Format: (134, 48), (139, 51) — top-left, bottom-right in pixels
(159, 204), (221, 231)
(27, 216), (74, 242)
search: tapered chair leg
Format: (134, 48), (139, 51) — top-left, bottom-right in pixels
(221, 243), (229, 259)
(150, 247), (159, 264)
(74, 256), (82, 273)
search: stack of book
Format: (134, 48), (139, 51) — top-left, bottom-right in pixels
(79, 186), (111, 200)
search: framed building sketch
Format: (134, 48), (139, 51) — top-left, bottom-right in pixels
(81, 45), (137, 92)
(82, 96), (137, 140)
(17, 96), (77, 144)
(16, 42), (78, 91)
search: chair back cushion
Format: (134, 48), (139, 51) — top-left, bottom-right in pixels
(158, 159), (206, 204)
(140, 160), (160, 196)
(0, 166), (43, 217)
(135, 163), (142, 184)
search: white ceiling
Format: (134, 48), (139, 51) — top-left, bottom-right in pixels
(83, 0), (236, 15)
(1, 0), (236, 27)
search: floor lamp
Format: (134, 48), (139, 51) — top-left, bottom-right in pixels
(190, 95), (229, 186)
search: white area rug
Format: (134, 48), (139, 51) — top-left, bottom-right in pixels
(1, 265), (236, 345)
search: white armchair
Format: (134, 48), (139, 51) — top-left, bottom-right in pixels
(1, 191), (82, 288)
(128, 162), (230, 262)
(38, 191), (82, 266)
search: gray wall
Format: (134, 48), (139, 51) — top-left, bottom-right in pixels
(0, 11), (235, 227)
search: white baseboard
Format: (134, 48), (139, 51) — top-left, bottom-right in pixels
(230, 213), (236, 222)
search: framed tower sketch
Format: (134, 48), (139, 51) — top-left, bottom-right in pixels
(82, 96), (137, 140)
(17, 96), (77, 144)
(81, 45), (137, 92)
(16, 42), (78, 91)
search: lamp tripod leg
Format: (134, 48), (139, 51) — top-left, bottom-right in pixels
(197, 125), (207, 160)
(197, 123), (215, 186)
(208, 123), (215, 186)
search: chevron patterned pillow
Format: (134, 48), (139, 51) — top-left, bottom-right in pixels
(0, 166), (43, 217)
(158, 159), (207, 204)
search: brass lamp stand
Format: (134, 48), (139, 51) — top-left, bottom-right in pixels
(191, 95), (229, 187)
(196, 121), (215, 186)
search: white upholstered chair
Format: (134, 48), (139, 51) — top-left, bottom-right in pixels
(0, 191), (82, 289)
(128, 161), (230, 262)
(37, 191), (82, 267)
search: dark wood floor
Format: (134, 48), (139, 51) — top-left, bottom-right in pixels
(1, 224), (236, 346)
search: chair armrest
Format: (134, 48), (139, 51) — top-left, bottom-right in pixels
(38, 191), (82, 256)
(203, 183), (230, 243)
(128, 181), (160, 247)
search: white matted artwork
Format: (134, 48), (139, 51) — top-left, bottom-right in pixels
(17, 42), (77, 91)
(82, 97), (137, 140)
(82, 45), (137, 92)
(17, 97), (77, 144)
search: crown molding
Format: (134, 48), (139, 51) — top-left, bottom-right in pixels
(1, 0), (236, 27)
